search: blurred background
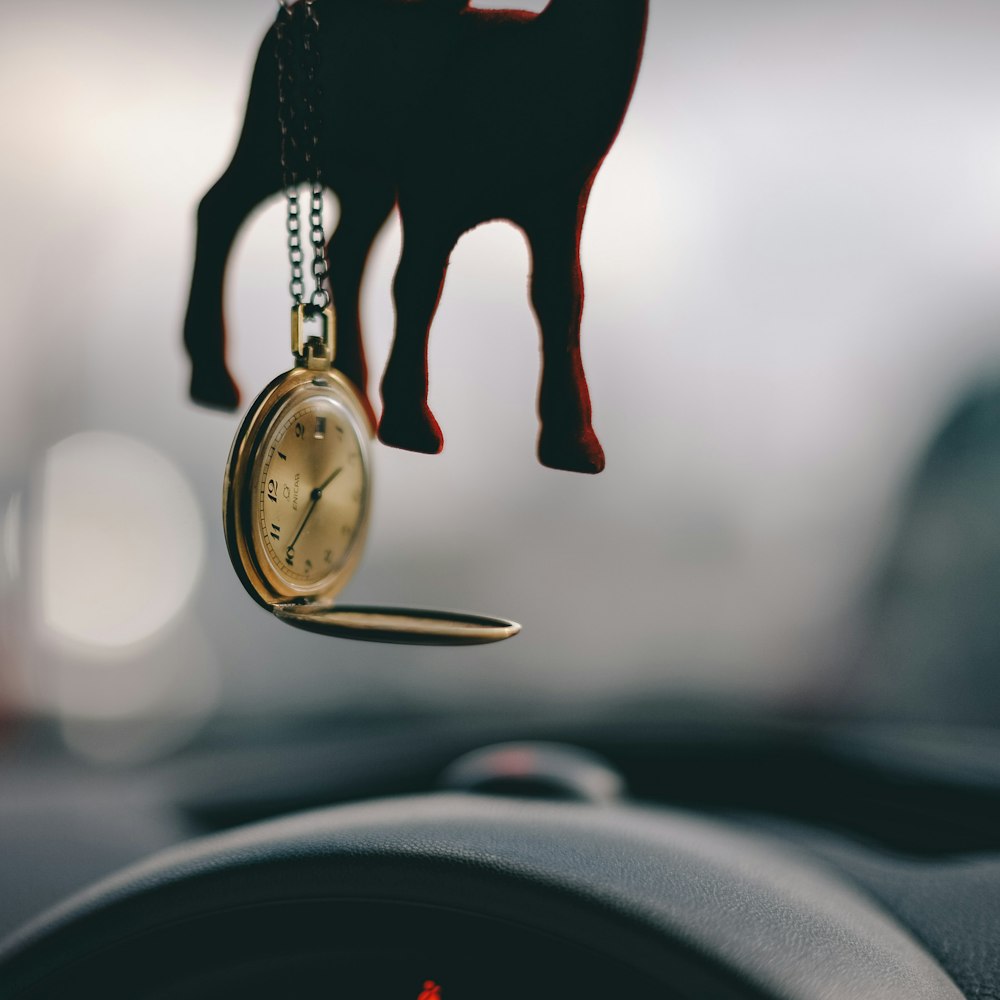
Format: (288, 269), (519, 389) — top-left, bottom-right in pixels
(2, 0), (1000, 765)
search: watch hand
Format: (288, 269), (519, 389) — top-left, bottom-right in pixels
(313, 466), (343, 497)
(286, 498), (319, 556)
(286, 467), (343, 557)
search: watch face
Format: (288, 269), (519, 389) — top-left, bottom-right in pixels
(249, 389), (368, 597)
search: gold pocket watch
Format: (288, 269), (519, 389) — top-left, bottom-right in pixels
(223, 305), (520, 645)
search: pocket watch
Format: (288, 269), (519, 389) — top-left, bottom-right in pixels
(223, 305), (520, 645)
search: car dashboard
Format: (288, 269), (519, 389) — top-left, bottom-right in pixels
(1, 711), (998, 999)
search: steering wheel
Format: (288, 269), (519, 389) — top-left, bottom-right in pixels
(0, 794), (961, 999)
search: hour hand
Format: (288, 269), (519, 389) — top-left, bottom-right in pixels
(312, 466), (343, 500)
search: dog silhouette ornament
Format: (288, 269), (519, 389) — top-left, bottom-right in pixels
(184, 0), (648, 474)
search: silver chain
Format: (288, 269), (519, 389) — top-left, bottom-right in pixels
(276, 0), (330, 310)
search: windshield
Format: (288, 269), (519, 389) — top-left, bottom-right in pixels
(2, 0), (1000, 764)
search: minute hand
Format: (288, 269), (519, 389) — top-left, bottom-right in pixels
(287, 467), (343, 554)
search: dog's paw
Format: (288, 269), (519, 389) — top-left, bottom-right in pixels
(538, 426), (605, 475)
(378, 404), (444, 455)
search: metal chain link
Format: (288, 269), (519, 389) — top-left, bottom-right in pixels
(276, 0), (330, 310)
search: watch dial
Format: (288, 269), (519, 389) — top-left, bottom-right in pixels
(253, 394), (367, 594)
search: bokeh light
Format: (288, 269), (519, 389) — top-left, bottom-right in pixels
(37, 433), (204, 651)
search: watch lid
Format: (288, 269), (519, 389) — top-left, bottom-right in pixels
(272, 603), (521, 646)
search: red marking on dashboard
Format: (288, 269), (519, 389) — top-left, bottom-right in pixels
(491, 749), (536, 777)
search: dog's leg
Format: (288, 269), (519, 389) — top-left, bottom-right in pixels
(378, 207), (454, 455)
(184, 154), (282, 410)
(184, 29), (283, 411)
(524, 186), (606, 474)
(326, 183), (395, 427)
